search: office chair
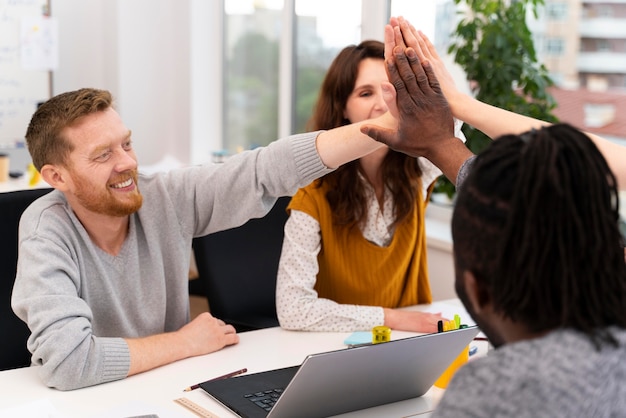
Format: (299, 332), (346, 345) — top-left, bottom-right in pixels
(192, 196), (291, 333)
(0, 187), (53, 371)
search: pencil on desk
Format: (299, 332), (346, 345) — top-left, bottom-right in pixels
(183, 367), (248, 392)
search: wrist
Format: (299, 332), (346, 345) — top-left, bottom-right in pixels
(450, 94), (477, 123)
(422, 136), (463, 161)
(383, 308), (397, 328)
(424, 137), (474, 186)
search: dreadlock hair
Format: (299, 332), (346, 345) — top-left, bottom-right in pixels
(452, 123), (626, 347)
(307, 40), (422, 229)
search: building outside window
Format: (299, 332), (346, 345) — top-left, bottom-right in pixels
(597, 39), (611, 52)
(546, 37), (566, 55)
(546, 2), (569, 20)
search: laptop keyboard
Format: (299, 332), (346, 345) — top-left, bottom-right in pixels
(244, 388), (284, 412)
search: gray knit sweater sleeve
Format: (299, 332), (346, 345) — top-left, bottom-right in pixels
(455, 154), (477, 192)
(11, 130), (333, 390)
(433, 328), (626, 417)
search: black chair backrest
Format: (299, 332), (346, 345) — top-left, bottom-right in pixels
(0, 187), (53, 371)
(192, 196), (290, 332)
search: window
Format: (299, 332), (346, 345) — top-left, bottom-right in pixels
(223, 1), (284, 153)
(216, 0), (626, 157)
(219, 0), (452, 154)
(584, 102), (615, 128)
(545, 37), (565, 55)
(546, 2), (568, 21)
(293, 1), (362, 133)
(597, 39), (611, 52)
(597, 5), (613, 18)
(221, 0), (365, 153)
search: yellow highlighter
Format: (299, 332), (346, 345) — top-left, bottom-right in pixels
(434, 314), (469, 389)
(27, 163), (41, 187)
(434, 345), (469, 389)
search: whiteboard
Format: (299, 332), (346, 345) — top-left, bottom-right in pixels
(0, 0), (52, 146)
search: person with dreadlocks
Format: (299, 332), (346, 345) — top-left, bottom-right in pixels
(436, 124), (626, 416)
(360, 17), (626, 416)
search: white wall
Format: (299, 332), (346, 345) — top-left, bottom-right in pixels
(117, 1), (191, 166)
(51, 1), (112, 94)
(51, 0), (220, 167)
(424, 206), (456, 301)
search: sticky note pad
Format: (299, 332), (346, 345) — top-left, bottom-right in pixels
(343, 331), (372, 346)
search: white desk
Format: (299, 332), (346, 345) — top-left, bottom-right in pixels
(0, 300), (482, 418)
(0, 176), (49, 193)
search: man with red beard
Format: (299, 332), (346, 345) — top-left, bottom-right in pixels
(11, 88), (408, 390)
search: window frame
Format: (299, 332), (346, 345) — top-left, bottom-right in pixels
(196, 0), (389, 159)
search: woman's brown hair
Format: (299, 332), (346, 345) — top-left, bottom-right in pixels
(308, 40), (422, 229)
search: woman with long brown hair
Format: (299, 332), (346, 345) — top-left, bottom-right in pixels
(276, 40), (464, 332)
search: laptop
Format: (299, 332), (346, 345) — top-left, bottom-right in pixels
(200, 326), (479, 418)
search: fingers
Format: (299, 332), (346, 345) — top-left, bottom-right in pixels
(393, 46), (426, 102)
(221, 322), (237, 334)
(413, 31), (432, 64)
(224, 333), (240, 346)
(421, 59), (444, 96)
(418, 30), (440, 61)
(404, 48), (430, 93)
(201, 314), (236, 335)
(405, 21), (436, 61)
(423, 314), (443, 333)
(387, 46), (423, 130)
(406, 20), (420, 42)
(360, 124), (396, 148)
(391, 16), (439, 64)
(397, 17), (418, 50)
(388, 17), (438, 101)
(399, 46), (445, 104)
(213, 320), (239, 348)
(222, 325), (240, 346)
(386, 47), (408, 99)
(381, 83), (399, 119)
(409, 30), (428, 63)
(393, 26), (407, 50)
(384, 24), (395, 65)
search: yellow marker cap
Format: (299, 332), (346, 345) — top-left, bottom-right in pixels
(27, 163), (41, 187)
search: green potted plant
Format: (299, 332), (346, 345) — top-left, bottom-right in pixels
(433, 0), (559, 201)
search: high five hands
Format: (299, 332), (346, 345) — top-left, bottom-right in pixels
(361, 17), (473, 183)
